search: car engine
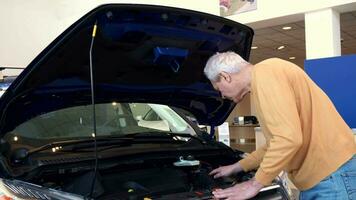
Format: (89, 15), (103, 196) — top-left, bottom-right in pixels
(27, 153), (286, 200)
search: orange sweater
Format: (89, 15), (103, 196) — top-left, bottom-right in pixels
(238, 58), (356, 190)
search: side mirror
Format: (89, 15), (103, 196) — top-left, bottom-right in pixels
(198, 130), (215, 142)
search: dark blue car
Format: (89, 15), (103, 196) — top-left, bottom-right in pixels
(0, 4), (289, 200)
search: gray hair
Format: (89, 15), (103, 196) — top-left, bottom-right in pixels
(204, 51), (250, 81)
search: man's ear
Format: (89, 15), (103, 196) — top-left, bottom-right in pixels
(219, 71), (232, 83)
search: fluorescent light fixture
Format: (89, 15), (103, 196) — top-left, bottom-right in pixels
(251, 46), (258, 50)
(282, 26), (292, 30)
(289, 56), (296, 60)
(277, 45), (285, 50)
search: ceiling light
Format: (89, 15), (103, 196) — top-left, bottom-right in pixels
(13, 136), (18, 142)
(282, 26), (292, 30)
(289, 56), (296, 60)
(277, 45), (285, 50)
(251, 46), (258, 50)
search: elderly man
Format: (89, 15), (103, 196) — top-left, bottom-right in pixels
(205, 52), (356, 200)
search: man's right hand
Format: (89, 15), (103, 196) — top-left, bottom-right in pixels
(209, 162), (244, 179)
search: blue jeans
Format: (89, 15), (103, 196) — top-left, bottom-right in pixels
(300, 154), (356, 200)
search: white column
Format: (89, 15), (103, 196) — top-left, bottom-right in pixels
(305, 8), (341, 59)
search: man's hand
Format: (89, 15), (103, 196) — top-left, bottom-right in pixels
(212, 178), (264, 200)
(209, 162), (243, 179)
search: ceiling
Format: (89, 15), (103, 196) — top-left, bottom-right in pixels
(249, 11), (356, 68)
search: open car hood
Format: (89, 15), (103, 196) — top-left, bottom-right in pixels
(0, 4), (253, 134)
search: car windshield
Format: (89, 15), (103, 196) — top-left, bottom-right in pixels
(4, 103), (196, 147)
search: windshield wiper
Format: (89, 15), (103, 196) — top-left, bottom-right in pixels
(57, 134), (190, 152)
(125, 132), (207, 145)
(10, 137), (133, 164)
(10, 133), (206, 164)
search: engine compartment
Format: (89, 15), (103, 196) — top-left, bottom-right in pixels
(28, 154), (253, 199)
(24, 152), (286, 200)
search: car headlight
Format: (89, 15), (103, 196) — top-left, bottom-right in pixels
(0, 178), (85, 200)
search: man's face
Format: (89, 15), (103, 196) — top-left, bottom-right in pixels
(211, 72), (246, 104)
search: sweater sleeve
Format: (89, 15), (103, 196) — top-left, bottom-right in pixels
(238, 144), (267, 171)
(252, 64), (303, 186)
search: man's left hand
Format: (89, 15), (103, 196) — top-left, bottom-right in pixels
(212, 178), (264, 200)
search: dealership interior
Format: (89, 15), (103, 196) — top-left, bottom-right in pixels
(0, 1), (356, 200)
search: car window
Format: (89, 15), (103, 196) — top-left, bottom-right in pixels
(143, 109), (162, 121)
(4, 103), (196, 146)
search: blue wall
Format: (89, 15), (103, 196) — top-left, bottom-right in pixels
(305, 54), (356, 128)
